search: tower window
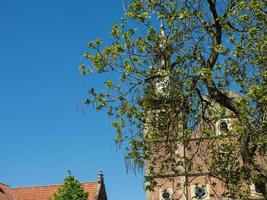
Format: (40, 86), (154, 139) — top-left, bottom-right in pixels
(219, 121), (229, 132)
(161, 189), (172, 200)
(194, 186), (206, 199)
(217, 119), (230, 135)
(162, 191), (170, 199)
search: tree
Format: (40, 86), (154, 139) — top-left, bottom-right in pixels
(81, 0), (266, 198)
(52, 171), (88, 200)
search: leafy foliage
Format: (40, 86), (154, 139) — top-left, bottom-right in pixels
(82, 0), (266, 197)
(52, 171), (88, 200)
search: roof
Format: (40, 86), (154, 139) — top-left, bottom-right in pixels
(12, 182), (98, 200)
(0, 171), (108, 200)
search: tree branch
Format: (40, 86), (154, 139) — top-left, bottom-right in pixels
(206, 0), (222, 68)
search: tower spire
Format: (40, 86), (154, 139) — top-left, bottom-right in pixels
(159, 19), (166, 50)
(160, 19), (165, 38)
(97, 170), (104, 183)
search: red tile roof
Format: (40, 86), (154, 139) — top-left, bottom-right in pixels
(12, 182), (98, 200)
(0, 171), (107, 200)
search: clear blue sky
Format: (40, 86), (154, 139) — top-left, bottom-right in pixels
(0, 0), (145, 199)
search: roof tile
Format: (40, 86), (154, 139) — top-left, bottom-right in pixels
(1, 182), (98, 200)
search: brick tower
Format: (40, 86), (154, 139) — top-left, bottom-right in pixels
(144, 24), (266, 200)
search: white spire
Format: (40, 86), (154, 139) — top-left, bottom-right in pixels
(159, 20), (166, 49)
(160, 19), (165, 38)
(156, 20), (170, 96)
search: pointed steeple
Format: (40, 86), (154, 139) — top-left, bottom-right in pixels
(160, 19), (165, 38)
(97, 170), (104, 183)
(160, 19), (167, 67)
(159, 19), (166, 67)
(156, 19), (170, 95)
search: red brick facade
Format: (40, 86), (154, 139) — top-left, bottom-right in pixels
(145, 117), (266, 200)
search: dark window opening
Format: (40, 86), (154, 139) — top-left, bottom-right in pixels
(219, 121), (229, 133)
(195, 186), (206, 198)
(255, 181), (266, 195)
(162, 190), (171, 200)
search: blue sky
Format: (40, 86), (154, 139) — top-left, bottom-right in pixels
(0, 0), (145, 199)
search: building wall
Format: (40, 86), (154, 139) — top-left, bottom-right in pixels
(145, 115), (266, 200)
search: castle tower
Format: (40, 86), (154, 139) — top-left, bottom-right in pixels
(144, 38), (266, 200)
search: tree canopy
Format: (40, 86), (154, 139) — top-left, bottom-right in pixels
(52, 171), (88, 200)
(81, 0), (266, 197)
